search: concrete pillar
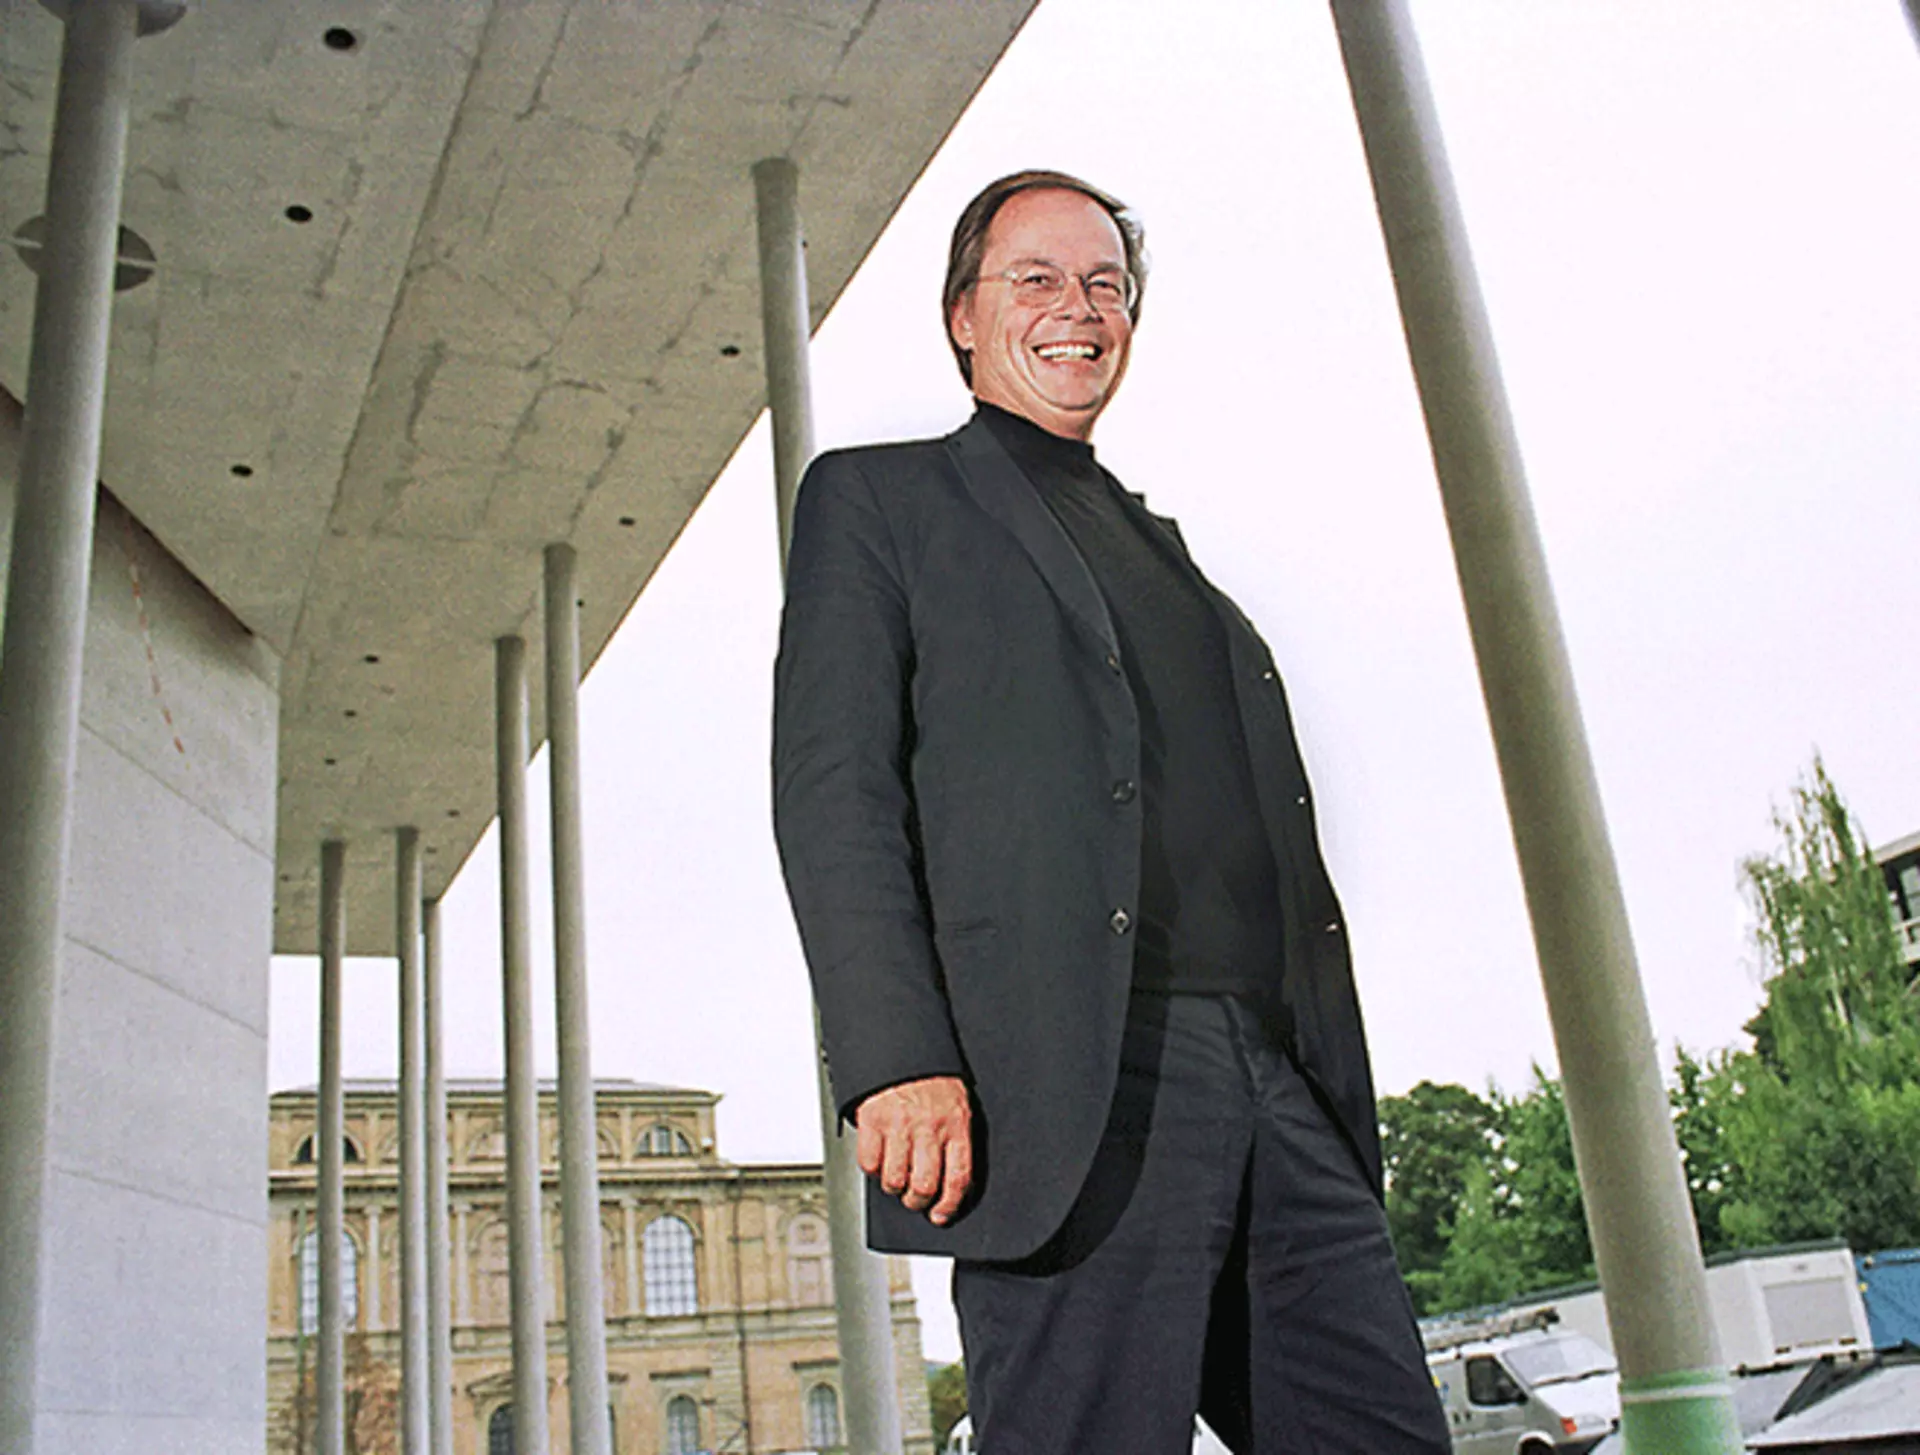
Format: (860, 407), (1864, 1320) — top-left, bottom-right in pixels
(1328, 5), (1740, 1450)
(317, 841), (348, 1455)
(753, 154), (904, 1455)
(542, 543), (613, 1455)
(0, 6), (145, 1446)
(496, 636), (552, 1455)
(396, 828), (429, 1455)
(423, 898), (454, 1455)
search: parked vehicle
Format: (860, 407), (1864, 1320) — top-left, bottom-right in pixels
(1425, 1310), (1619, 1454)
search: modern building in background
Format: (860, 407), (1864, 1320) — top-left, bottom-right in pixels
(266, 1079), (933, 1455)
(1877, 831), (1920, 973)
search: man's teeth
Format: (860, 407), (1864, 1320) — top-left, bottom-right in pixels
(1035, 342), (1098, 361)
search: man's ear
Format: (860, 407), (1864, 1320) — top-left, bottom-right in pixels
(948, 296), (975, 353)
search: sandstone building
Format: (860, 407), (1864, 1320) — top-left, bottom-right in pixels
(266, 1079), (934, 1455)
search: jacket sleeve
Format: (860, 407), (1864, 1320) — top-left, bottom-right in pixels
(772, 451), (966, 1121)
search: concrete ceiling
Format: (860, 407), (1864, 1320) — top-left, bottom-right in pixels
(0, 0), (1036, 953)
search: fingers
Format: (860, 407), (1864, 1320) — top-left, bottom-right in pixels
(855, 1113), (884, 1179)
(879, 1111), (913, 1198)
(929, 1125), (972, 1227)
(854, 1077), (973, 1224)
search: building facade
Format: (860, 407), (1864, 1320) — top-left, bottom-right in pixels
(266, 1079), (934, 1455)
(1877, 830), (1920, 973)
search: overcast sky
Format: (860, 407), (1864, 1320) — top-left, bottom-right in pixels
(269, 0), (1920, 1361)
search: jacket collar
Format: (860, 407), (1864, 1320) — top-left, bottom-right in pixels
(944, 412), (1120, 658)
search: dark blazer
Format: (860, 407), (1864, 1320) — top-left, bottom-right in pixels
(772, 412), (1381, 1260)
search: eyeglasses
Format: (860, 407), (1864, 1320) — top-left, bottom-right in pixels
(974, 262), (1137, 315)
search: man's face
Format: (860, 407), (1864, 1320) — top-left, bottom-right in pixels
(948, 188), (1133, 441)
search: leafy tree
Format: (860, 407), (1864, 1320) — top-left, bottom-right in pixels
(1707, 757), (1920, 1252)
(1741, 755), (1916, 1093)
(926, 1361), (968, 1449)
(1669, 1045), (1741, 1258)
(1433, 1069), (1592, 1311)
(1379, 1081), (1496, 1313)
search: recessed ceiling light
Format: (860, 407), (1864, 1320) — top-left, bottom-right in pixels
(285, 205), (314, 224)
(230, 463), (254, 478)
(323, 27), (359, 51)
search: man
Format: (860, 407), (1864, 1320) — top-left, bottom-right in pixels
(773, 171), (1448, 1454)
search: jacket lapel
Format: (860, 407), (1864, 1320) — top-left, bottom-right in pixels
(945, 415), (1120, 658)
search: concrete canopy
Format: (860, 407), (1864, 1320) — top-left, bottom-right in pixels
(0, 0), (1036, 954)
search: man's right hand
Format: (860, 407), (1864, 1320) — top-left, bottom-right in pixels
(854, 1075), (973, 1227)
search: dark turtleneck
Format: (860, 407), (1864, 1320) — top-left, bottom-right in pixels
(976, 401), (1282, 997)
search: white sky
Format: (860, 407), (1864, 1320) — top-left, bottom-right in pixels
(269, 1), (1920, 1362)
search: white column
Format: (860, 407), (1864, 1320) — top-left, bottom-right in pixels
(543, 544), (613, 1455)
(754, 154), (904, 1455)
(396, 828), (429, 1455)
(423, 898), (454, 1455)
(496, 636), (552, 1455)
(317, 841), (348, 1455)
(0, 6), (150, 1445)
(1329, 4), (1740, 1450)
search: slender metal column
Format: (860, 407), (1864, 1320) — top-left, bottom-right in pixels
(542, 544), (613, 1455)
(396, 828), (429, 1455)
(423, 898), (454, 1455)
(317, 841), (349, 1455)
(496, 636), (551, 1455)
(1329, 5), (1739, 1450)
(754, 155), (903, 1455)
(0, 7), (141, 1446)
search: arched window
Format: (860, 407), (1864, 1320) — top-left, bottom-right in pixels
(787, 1213), (832, 1308)
(663, 1394), (701, 1455)
(293, 1133), (362, 1165)
(488, 1404), (514, 1455)
(643, 1216), (698, 1315)
(637, 1123), (693, 1158)
(806, 1383), (843, 1450)
(297, 1227), (359, 1333)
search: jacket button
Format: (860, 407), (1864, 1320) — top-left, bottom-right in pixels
(1106, 651), (1123, 674)
(1110, 908), (1132, 935)
(1111, 780), (1137, 804)
(1295, 794), (1308, 807)
(1324, 919), (1341, 934)
(1260, 666), (1276, 682)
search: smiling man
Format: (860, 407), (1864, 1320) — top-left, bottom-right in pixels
(773, 171), (1449, 1453)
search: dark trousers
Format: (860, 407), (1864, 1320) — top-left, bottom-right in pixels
(953, 993), (1449, 1455)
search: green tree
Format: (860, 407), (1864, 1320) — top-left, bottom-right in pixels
(1670, 1045), (1741, 1258)
(1711, 757), (1920, 1251)
(926, 1361), (967, 1449)
(1741, 756), (1916, 1093)
(1379, 1081), (1496, 1313)
(1433, 1069), (1592, 1312)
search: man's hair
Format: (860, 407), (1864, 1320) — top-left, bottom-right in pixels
(942, 169), (1148, 385)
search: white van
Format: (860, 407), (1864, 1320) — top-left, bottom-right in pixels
(1426, 1323), (1619, 1454)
